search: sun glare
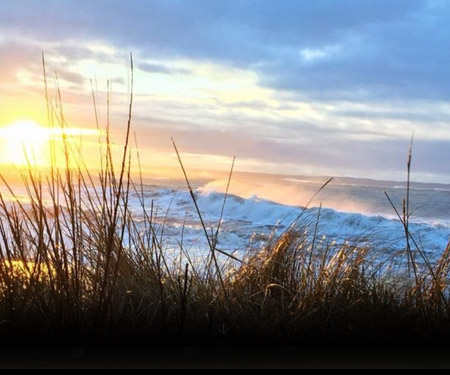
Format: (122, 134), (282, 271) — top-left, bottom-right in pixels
(0, 120), (50, 167)
(0, 120), (100, 168)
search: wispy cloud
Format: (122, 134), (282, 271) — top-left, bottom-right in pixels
(139, 62), (191, 76)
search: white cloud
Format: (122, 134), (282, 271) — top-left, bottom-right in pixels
(300, 45), (342, 63)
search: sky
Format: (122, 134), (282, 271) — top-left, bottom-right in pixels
(1, 0), (450, 182)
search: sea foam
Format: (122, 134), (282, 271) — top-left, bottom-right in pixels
(128, 187), (450, 260)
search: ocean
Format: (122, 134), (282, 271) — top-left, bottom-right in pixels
(2, 170), (450, 263)
(126, 171), (450, 262)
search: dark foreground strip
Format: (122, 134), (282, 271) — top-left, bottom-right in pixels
(0, 346), (449, 369)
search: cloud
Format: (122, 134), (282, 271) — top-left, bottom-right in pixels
(139, 62), (191, 75)
(257, 2), (450, 101)
(0, 1), (427, 56)
(1, 0), (444, 101)
(330, 104), (450, 125)
(0, 40), (42, 80)
(2, 0), (450, 182)
(129, 109), (447, 177)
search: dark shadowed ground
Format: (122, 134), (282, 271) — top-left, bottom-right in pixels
(1, 346), (450, 369)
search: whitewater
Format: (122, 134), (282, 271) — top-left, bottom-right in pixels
(126, 173), (450, 263)
(1, 171), (449, 263)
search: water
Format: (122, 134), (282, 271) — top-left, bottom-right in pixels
(126, 172), (450, 261)
(2, 171), (450, 262)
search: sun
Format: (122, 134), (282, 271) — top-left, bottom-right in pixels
(0, 120), (50, 167)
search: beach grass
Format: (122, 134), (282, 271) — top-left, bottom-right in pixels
(0, 57), (450, 347)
